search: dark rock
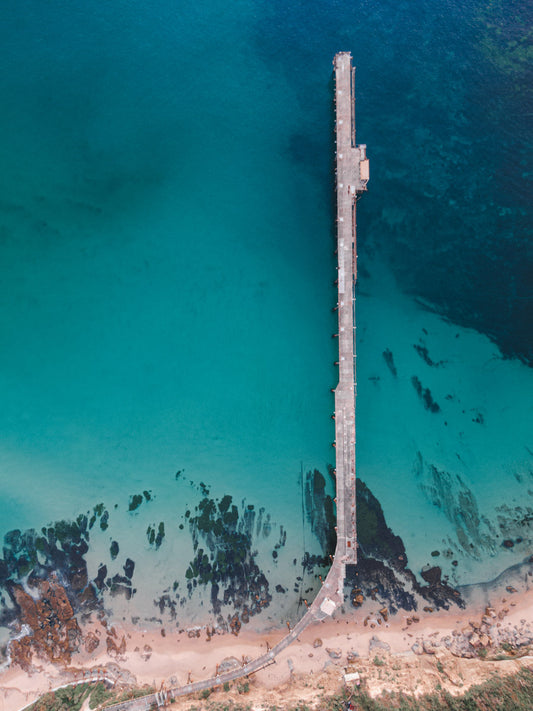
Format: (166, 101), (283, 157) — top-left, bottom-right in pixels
(413, 344), (445, 368)
(305, 470), (336, 557)
(411, 376), (440, 412)
(185, 496), (272, 618)
(99, 511), (109, 531)
(155, 522), (165, 549)
(128, 494), (143, 512)
(350, 556), (418, 612)
(355, 480), (407, 568)
(421, 565), (442, 586)
(346, 481), (463, 613)
(108, 575), (132, 599)
(94, 565), (107, 591)
(382, 349), (397, 376)
(123, 558), (135, 579)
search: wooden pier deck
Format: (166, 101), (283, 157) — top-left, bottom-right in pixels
(34, 54), (368, 711)
(332, 50), (368, 582)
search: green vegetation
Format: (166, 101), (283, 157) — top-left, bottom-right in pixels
(311, 668), (533, 710)
(28, 683), (92, 711)
(26, 669), (533, 711)
(26, 683), (115, 711)
(87, 682), (114, 709)
(477, 0), (533, 76)
(185, 669), (533, 710)
(27, 682), (157, 711)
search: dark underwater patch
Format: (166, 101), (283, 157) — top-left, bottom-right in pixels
(411, 375), (441, 413)
(184, 494), (272, 626)
(382, 348), (397, 376)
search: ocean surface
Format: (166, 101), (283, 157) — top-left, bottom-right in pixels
(0, 0), (531, 633)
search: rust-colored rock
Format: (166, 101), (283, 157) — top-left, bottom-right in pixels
(106, 633), (126, 658)
(229, 614), (241, 636)
(9, 576), (81, 669)
(9, 635), (33, 671)
(84, 632), (100, 654)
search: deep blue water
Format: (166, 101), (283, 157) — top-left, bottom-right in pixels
(0, 0), (531, 629)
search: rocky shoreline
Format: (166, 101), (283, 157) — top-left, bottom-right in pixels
(0, 469), (530, 678)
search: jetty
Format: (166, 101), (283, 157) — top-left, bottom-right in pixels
(331, 50), (368, 581)
(24, 54), (368, 711)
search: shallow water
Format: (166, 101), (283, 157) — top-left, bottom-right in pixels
(0, 0), (531, 629)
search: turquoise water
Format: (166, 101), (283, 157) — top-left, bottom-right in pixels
(0, 1), (336, 530)
(0, 0), (531, 629)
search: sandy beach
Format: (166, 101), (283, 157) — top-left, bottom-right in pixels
(1, 567), (532, 711)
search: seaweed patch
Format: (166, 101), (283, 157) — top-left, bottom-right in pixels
(185, 495), (272, 627)
(411, 375), (441, 412)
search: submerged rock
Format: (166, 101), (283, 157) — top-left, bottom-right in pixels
(344, 480), (464, 612)
(382, 348), (397, 376)
(128, 494), (143, 512)
(123, 558), (135, 579)
(421, 565), (442, 586)
(305, 469), (336, 556)
(186, 495), (272, 619)
(411, 375), (441, 412)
